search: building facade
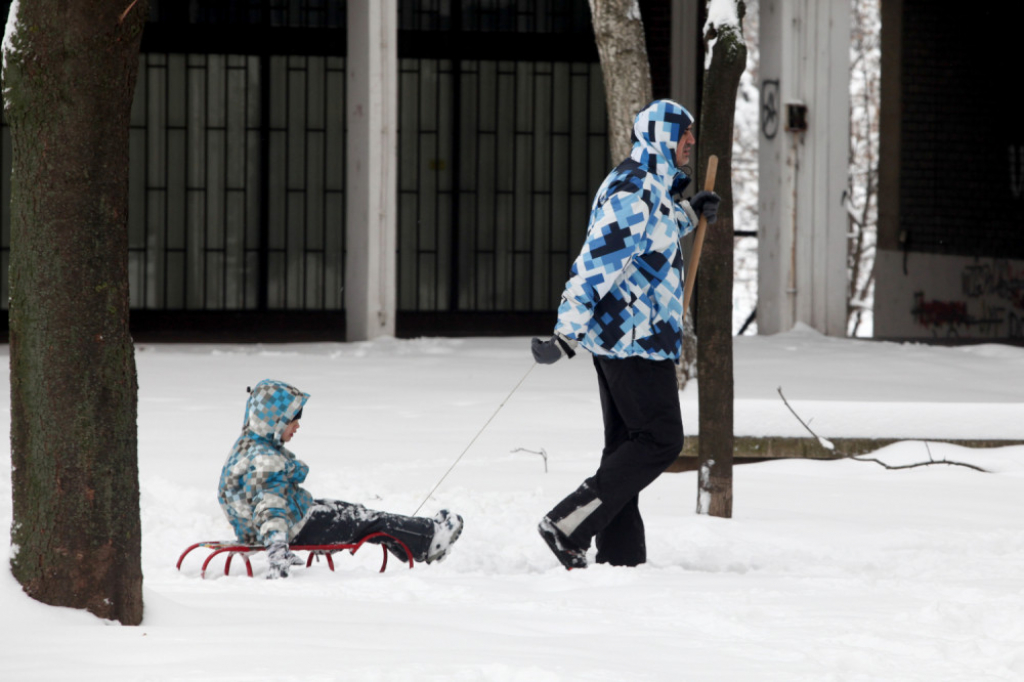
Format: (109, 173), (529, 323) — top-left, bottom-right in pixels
(1, 0), (636, 340)
(874, 0), (1024, 342)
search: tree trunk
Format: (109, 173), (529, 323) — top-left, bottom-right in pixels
(588, 0), (653, 161)
(695, 1), (746, 519)
(3, 0), (147, 624)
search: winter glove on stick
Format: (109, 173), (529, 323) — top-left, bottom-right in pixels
(688, 190), (721, 224)
(266, 541), (302, 580)
(682, 155), (719, 315)
(531, 333), (577, 364)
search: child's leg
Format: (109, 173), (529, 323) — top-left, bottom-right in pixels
(294, 499), (435, 562)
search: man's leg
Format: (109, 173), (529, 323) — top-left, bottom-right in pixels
(595, 495), (645, 566)
(544, 356), (682, 564)
(294, 499), (435, 562)
(592, 355), (647, 566)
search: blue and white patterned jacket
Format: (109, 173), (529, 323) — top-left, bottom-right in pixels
(218, 379), (312, 545)
(554, 99), (697, 361)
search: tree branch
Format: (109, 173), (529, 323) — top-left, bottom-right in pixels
(511, 447), (548, 473)
(776, 387), (989, 472)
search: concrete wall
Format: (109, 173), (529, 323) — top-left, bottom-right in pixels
(875, 252), (1024, 340)
(670, 0), (700, 117)
(757, 0), (849, 337)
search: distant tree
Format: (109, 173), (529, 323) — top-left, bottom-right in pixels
(696, 0), (746, 519)
(846, 0), (880, 336)
(3, 0), (147, 624)
(730, 0), (760, 335)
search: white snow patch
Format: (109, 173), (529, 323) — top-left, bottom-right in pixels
(1, 335), (1023, 680)
(703, 0), (741, 69)
(706, 0), (740, 30)
(2, 0), (19, 75)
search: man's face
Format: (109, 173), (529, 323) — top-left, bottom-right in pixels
(675, 125), (695, 167)
(282, 419), (300, 443)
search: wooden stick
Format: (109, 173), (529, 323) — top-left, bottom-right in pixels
(119, 0), (140, 23)
(682, 154), (719, 315)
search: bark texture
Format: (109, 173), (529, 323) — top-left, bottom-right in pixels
(3, 0), (147, 624)
(695, 2), (746, 519)
(588, 0), (653, 161)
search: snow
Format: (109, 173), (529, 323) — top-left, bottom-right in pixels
(703, 0), (742, 69)
(2, 330), (1024, 681)
(706, 0), (741, 32)
(1, 0), (20, 86)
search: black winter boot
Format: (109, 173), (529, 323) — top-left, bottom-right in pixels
(538, 517), (587, 570)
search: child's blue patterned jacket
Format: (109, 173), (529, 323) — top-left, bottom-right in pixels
(554, 99), (697, 362)
(218, 379), (312, 545)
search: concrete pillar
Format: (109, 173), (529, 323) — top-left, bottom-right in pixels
(346, 0), (398, 341)
(670, 0), (700, 116)
(757, 0), (849, 336)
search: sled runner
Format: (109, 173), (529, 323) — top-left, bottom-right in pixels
(176, 531), (414, 578)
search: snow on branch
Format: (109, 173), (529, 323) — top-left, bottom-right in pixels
(705, 0), (740, 31)
(776, 387), (989, 473)
(703, 0), (744, 70)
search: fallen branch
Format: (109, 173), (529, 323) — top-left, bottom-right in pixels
(511, 447), (548, 473)
(777, 387), (989, 473)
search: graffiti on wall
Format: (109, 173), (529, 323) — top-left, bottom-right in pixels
(912, 260), (1024, 338)
(761, 80), (779, 140)
(961, 261), (1024, 308)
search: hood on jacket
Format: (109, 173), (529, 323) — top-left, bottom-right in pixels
(629, 99), (694, 180)
(242, 379), (309, 443)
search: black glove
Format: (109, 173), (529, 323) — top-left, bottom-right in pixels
(531, 333), (577, 364)
(266, 541), (302, 580)
(689, 190), (721, 224)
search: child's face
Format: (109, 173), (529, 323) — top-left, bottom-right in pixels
(282, 419), (300, 443)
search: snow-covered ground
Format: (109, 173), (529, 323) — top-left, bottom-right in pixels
(3, 329), (1024, 681)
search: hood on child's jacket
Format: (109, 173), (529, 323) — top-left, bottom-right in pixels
(628, 99), (694, 181)
(242, 379), (309, 444)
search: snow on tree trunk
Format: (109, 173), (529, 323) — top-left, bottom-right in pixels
(3, 0), (147, 625)
(696, 0), (746, 519)
(588, 0), (653, 162)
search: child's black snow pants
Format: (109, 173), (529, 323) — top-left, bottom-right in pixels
(294, 499), (435, 562)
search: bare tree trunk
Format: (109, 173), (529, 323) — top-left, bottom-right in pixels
(696, 1), (746, 519)
(3, 0), (147, 625)
(588, 0), (653, 161)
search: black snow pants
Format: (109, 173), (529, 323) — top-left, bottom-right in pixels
(293, 499), (435, 563)
(545, 355), (683, 566)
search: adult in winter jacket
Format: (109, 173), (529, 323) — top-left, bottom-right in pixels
(531, 99), (720, 569)
(218, 379), (464, 578)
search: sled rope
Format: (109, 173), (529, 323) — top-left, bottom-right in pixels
(411, 362), (537, 516)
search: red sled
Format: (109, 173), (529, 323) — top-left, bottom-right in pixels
(176, 532), (414, 578)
